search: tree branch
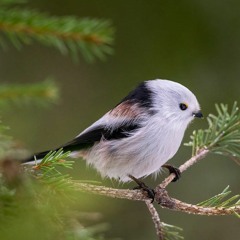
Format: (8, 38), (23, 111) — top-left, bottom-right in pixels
(71, 145), (240, 228)
(0, 8), (114, 61)
(72, 181), (240, 216)
(145, 201), (164, 240)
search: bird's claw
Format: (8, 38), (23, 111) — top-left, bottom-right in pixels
(128, 174), (155, 203)
(162, 164), (181, 182)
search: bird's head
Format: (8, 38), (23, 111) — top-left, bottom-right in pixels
(147, 79), (203, 127)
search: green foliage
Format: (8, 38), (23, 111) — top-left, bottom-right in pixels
(0, 151), (109, 240)
(0, 3), (115, 239)
(0, 5), (114, 61)
(197, 186), (240, 215)
(0, 80), (59, 107)
(0, 122), (12, 159)
(0, 175), (17, 223)
(186, 102), (240, 218)
(30, 149), (74, 192)
(0, 3), (115, 238)
(0, 121), (24, 161)
(186, 102), (240, 160)
(162, 223), (184, 240)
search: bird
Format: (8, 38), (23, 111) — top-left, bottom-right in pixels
(24, 79), (203, 199)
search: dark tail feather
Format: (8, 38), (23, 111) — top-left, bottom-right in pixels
(23, 131), (98, 164)
(23, 150), (56, 163)
(23, 125), (107, 164)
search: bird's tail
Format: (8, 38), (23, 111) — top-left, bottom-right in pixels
(23, 134), (91, 164)
(23, 149), (60, 165)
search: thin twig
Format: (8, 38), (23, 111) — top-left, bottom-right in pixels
(72, 181), (147, 201)
(231, 156), (240, 166)
(145, 201), (164, 240)
(159, 148), (209, 188)
(0, 22), (107, 45)
(72, 182), (240, 216)
(167, 198), (240, 216)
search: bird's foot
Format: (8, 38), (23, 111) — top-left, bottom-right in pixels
(128, 174), (155, 203)
(162, 164), (181, 182)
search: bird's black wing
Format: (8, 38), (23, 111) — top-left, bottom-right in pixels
(60, 122), (141, 152)
(24, 122), (141, 162)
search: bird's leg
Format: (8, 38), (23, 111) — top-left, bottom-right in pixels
(128, 174), (155, 203)
(162, 164), (181, 182)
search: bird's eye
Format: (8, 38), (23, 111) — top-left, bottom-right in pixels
(179, 103), (188, 111)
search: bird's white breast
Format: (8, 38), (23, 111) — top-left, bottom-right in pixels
(82, 116), (187, 182)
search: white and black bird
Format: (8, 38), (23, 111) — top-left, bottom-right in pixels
(25, 79), (203, 199)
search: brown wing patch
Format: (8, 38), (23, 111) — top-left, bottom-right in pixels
(109, 101), (142, 118)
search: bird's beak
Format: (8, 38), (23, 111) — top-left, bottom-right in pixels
(193, 111), (203, 119)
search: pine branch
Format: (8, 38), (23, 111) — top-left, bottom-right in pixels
(0, 80), (59, 106)
(0, 174), (17, 223)
(0, 122), (12, 159)
(33, 149), (73, 170)
(145, 201), (164, 240)
(161, 223), (183, 240)
(0, 157), (109, 240)
(186, 102), (240, 158)
(0, 7), (114, 61)
(197, 186), (240, 216)
(28, 149), (75, 193)
(145, 201), (183, 240)
(0, 121), (25, 160)
(71, 182), (240, 217)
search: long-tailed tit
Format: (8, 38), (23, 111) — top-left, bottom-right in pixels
(25, 79), (203, 196)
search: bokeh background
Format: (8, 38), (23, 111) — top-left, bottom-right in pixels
(0, 0), (239, 239)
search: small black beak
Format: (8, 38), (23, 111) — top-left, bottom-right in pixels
(193, 111), (203, 119)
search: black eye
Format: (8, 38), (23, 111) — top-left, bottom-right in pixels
(179, 103), (188, 111)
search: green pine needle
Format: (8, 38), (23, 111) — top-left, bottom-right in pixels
(162, 222), (184, 240)
(34, 148), (73, 172)
(234, 211), (240, 218)
(185, 102), (240, 160)
(0, 121), (14, 159)
(0, 7), (114, 61)
(0, 80), (59, 106)
(0, 179), (17, 224)
(31, 149), (75, 191)
(197, 186), (240, 209)
(0, 120), (29, 160)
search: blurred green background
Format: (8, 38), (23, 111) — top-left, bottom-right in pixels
(0, 0), (239, 239)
